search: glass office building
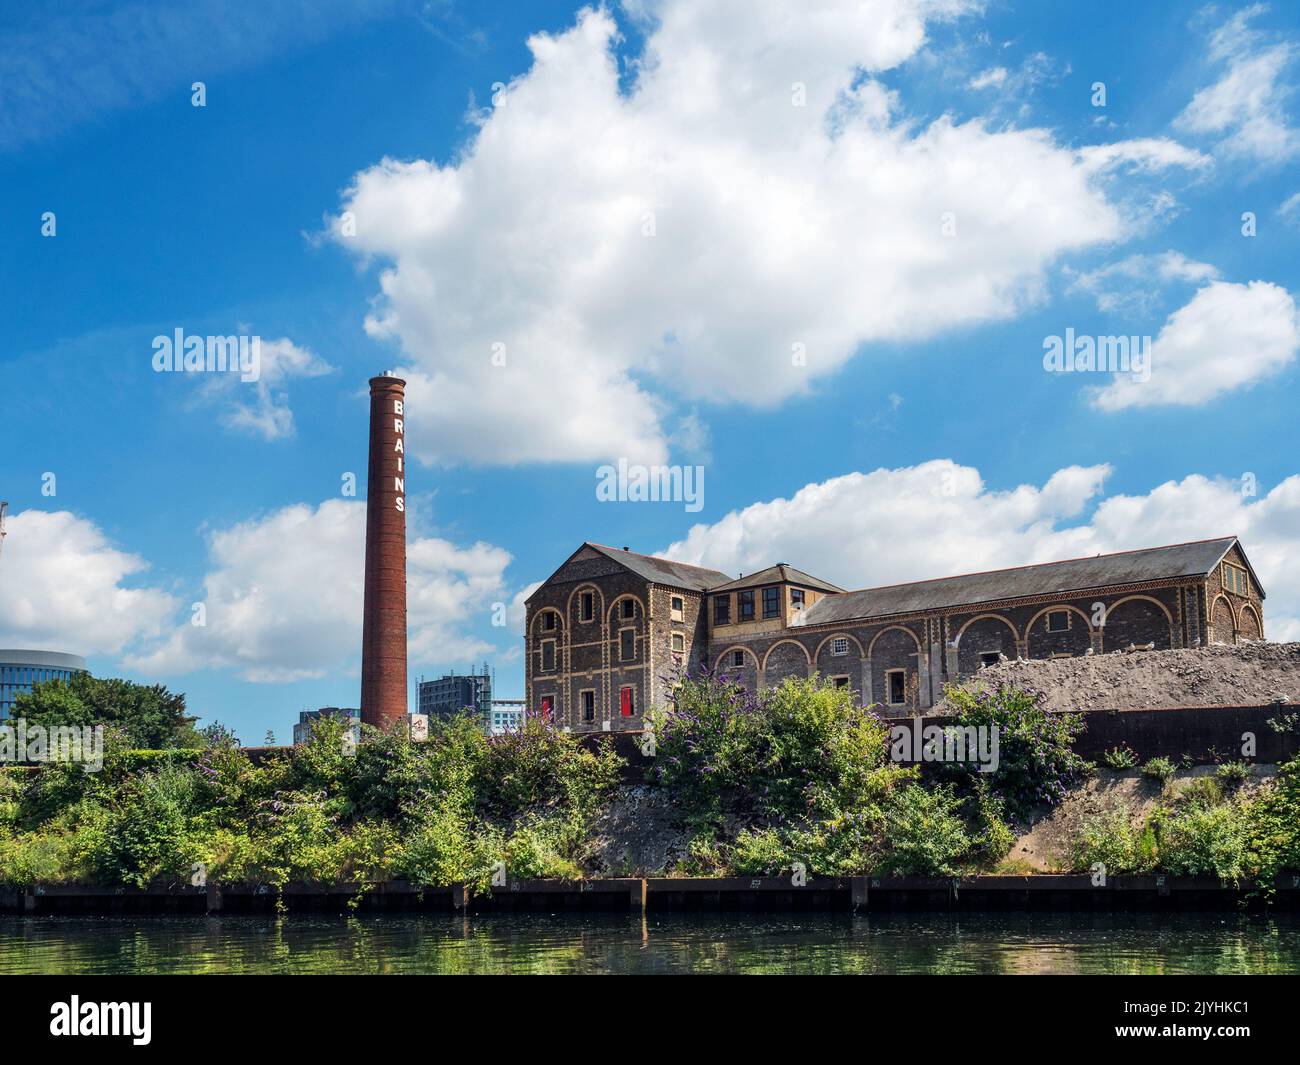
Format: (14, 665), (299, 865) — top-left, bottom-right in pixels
(0, 650), (89, 721)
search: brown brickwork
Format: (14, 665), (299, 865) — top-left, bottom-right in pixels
(360, 374), (408, 730)
(527, 538), (1267, 730)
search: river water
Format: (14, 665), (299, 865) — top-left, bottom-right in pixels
(3, 912), (1299, 974)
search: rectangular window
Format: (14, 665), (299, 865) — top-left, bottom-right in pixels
(619, 628), (635, 662)
(831, 637), (849, 657)
(1223, 563), (1248, 596)
(671, 595), (684, 621)
(581, 690), (595, 722)
(672, 632), (685, 654)
(542, 610), (557, 631)
(1046, 610), (1070, 633)
(732, 649), (745, 668)
(620, 686), (634, 717)
(790, 588), (805, 612)
(886, 670), (906, 706)
(580, 592), (594, 622)
(540, 639), (556, 671)
(621, 598), (636, 619)
(714, 596), (730, 624)
(762, 586), (780, 619)
(738, 590), (755, 621)
(832, 675), (850, 690)
(980, 652), (1000, 668)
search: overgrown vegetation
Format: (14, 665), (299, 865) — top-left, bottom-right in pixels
(1065, 765), (1300, 887)
(0, 713), (620, 895)
(4, 673), (1298, 891)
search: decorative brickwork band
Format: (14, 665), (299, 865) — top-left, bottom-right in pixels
(360, 373), (408, 729)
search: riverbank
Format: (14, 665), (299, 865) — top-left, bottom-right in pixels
(5, 872), (1300, 915)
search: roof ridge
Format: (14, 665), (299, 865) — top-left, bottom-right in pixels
(832, 536), (1238, 596)
(587, 542), (731, 576)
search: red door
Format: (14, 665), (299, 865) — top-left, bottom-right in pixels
(619, 687), (633, 717)
(540, 696), (553, 720)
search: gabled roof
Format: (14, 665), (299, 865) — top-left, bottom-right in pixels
(526, 543), (733, 603)
(710, 564), (844, 595)
(800, 537), (1253, 626)
(585, 543), (733, 592)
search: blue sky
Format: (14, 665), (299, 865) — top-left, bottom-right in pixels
(2, 0), (1298, 743)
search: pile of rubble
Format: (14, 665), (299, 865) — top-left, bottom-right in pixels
(938, 641), (1300, 713)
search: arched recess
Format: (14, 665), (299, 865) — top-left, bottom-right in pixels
(1210, 595), (1237, 645)
(868, 625), (923, 711)
(1025, 604), (1095, 659)
(813, 632), (866, 660)
(762, 639), (813, 687)
(566, 583), (605, 626)
(953, 614), (1019, 675)
(530, 607), (565, 637)
(1238, 603), (1263, 641)
(1101, 595), (1174, 652)
(714, 644), (760, 689)
(868, 625), (922, 658)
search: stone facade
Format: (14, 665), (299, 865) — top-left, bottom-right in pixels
(525, 539), (1266, 730)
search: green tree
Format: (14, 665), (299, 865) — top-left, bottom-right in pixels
(13, 674), (198, 750)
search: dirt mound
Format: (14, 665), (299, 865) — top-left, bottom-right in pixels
(938, 641), (1300, 713)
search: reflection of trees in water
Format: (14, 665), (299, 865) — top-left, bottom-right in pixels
(1, 913), (1298, 975)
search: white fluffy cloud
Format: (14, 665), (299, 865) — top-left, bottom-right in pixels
(332, 0), (1201, 465)
(0, 510), (176, 654)
(661, 460), (1300, 641)
(1066, 251), (1220, 315)
(1091, 280), (1299, 410)
(1177, 6), (1298, 162)
(202, 336), (334, 441)
(128, 500), (511, 682)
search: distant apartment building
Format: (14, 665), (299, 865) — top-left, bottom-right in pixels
(489, 699), (525, 735)
(524, 538), (1265, 733)
(0, 650), (88, 721)
(418, 666), (493, 728)
(292, 707), (361, 746)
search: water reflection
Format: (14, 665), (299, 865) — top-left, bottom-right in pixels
(1, 912), (1297, 975)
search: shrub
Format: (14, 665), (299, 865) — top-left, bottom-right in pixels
(1102, 745), (1139, 770)
(1069, 803), (1147, 875)
(1152, 799), (1250, 881)
(940, 684), (1088, 818)
(1141, 757), (1177, 785)
(1248, 754), (1300, 887)
(877, 784), (971, 876)
(1215, 761), (1252, 789)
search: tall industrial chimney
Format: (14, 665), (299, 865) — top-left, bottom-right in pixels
(360, 372), (408, 729)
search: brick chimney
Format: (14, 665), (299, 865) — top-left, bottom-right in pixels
(360, 372), (407, 729)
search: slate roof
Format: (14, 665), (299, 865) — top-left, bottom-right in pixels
(799, 537), (1252, 626)
(586, 543), (733, 592)
(710, 564), (845, 594)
